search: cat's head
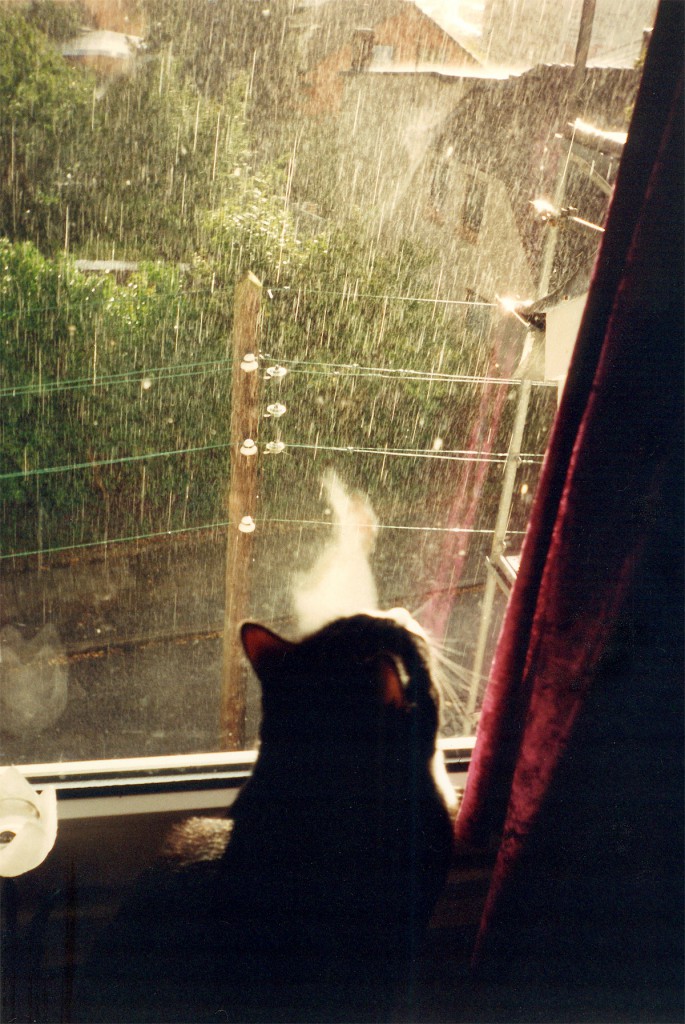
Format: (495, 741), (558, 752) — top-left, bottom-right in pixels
(240, 610), (441, 763)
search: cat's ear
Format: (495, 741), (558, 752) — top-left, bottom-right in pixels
(375, 654), (409, 710)
(241, 622), (294, 681)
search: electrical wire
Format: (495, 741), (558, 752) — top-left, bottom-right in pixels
(2, 356), (556, 400)
(2, 439), (544, 481)
(0, 358), (234, 399)
(263, 362), (553, 387)
(1, 517), (525, 562)
(267, 287), (498, 307)
(280, 441), (545, 465)
(0, 443), (232, 481)
(0, 289), (498, 324)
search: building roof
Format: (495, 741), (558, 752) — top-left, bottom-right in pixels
(412, 0), (486, 63)
(412, 62), (640, 283)
(361, 62), (513, 79)
(290, 0), (484, 72)
(62, 30), (142, 61)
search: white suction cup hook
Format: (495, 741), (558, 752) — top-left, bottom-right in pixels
(239, 438), (258, 456)
(265, 440), (286, 454)
(238, 516), (256, 533)
(0, 767), (57, 877)
(240, 352), (259, 373)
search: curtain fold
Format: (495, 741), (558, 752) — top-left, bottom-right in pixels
(455, 0), (683, 985)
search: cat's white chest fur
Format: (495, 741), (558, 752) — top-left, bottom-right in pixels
(292, 471), (378, 636)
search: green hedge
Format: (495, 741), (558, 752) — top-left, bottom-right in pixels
(1, 237), (555, 562)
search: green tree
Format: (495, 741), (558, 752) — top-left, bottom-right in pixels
(0, 240), (233, 554)
(62, 60), (259, 260)
(25, 1), (89, 42)
(0, 11), (93, 249)
(142, 0), (298, 116)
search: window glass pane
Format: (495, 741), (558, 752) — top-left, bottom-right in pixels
(0, 0), (650, 764)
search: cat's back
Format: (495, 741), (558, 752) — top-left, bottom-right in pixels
(217, 612), (454, 963)
(77, 611), (454, 1021)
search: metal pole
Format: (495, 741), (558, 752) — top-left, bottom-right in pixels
(464, 375), (532, 727)
(463, 0), (597, 731)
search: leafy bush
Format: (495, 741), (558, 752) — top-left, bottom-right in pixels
(0, 241), (233, 554)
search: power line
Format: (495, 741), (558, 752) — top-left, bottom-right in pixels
(282, 441), (545, 464)
(267, 287), (497, 307)
(264, 360), (554, 388)
(2, 437), (545, 481)
(0, 442), (233, 481)
(0, 288), (497, 325)
(1, 517), (525, 562)
(2, 356), (555, 400)
(0, 359), (234, 399)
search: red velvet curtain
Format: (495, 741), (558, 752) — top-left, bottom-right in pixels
(455, 0), (683, 989)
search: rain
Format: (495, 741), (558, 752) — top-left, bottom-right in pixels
(0, 0), (653, 763)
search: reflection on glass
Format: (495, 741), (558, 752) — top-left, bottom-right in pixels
(0, 0), (649, 763)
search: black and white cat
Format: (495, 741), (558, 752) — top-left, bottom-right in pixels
(218, 608), (455, 965)
(78, 608), (454, 1021)
(77, 477), (455, 1021)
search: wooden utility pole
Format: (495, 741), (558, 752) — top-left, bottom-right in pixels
(220, 271), (262, 750)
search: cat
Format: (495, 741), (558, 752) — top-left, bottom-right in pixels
(77, 610), (455, 1023)
(216, 610), (455, 968)
(292, 469), (379, 635)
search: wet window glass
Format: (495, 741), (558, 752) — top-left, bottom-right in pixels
(460, 172), (487, 238)
(0, 0), (652, 765)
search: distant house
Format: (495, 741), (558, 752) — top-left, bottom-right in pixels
(289, 52), (639, 390)
(290, 1), (642, 316)
(321, 63), (512, 232)
(73, 259), (189, 283)
(73, 258), (141, 282)
(386, 62), (638, 309)
(291, 0), (483, 117)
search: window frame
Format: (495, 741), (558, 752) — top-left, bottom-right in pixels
(0, 2), (647, 786)
(18, 737), (473, 820)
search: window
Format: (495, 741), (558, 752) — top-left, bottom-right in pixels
(429, 145), (454, 215)
(371, 44), (394, 66)
(0, 1), (648, 773)
(460, 171), (488, 239)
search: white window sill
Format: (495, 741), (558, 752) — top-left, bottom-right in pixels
(12, 736), (474, 820)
